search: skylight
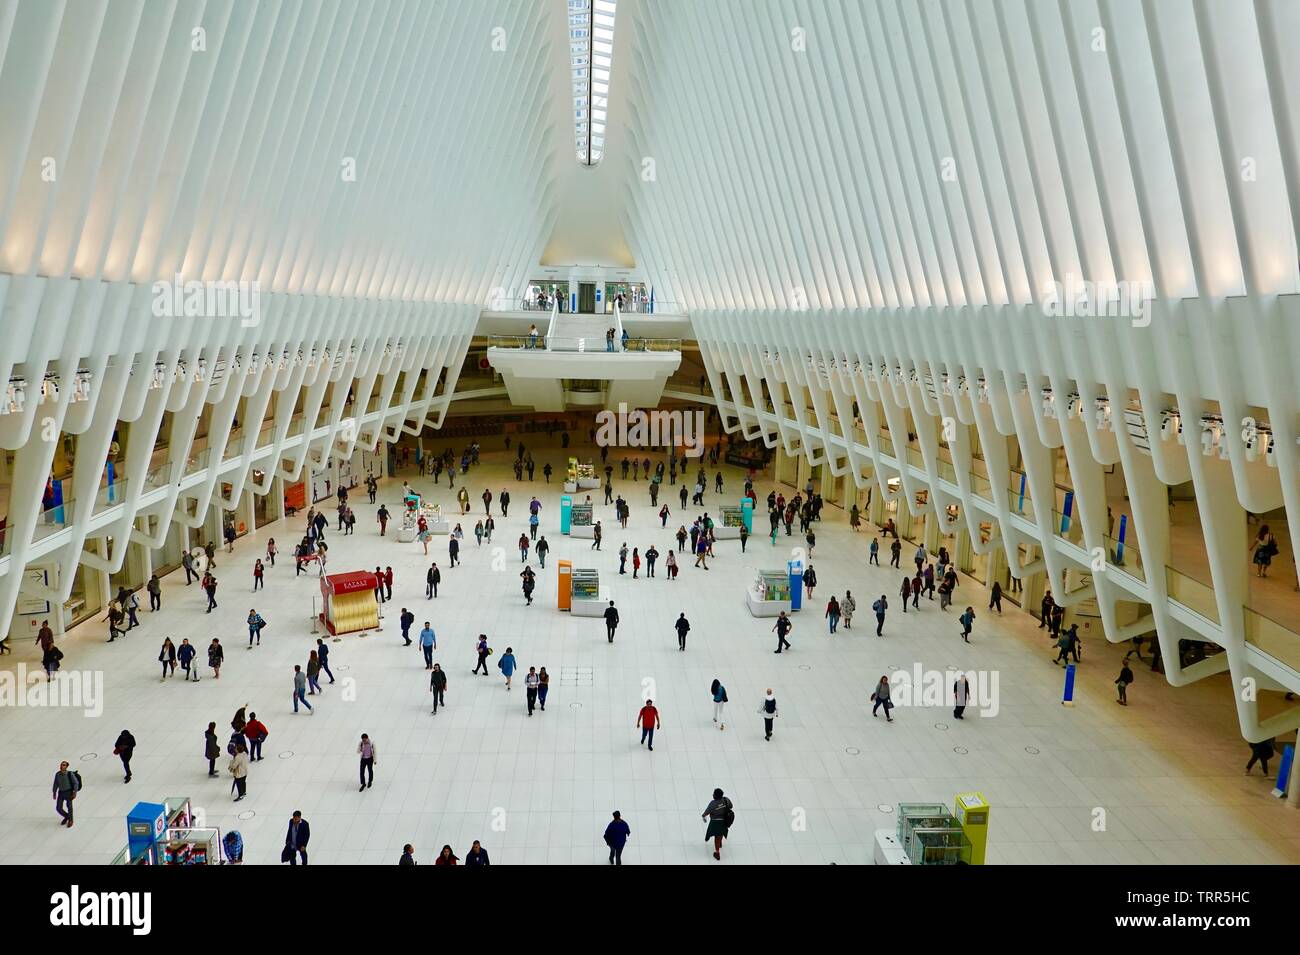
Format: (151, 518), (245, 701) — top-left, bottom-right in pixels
(570, 0), (617, 166)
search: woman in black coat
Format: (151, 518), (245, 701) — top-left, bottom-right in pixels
(114, 730), (136, 784)
(205, 723), (221, 776)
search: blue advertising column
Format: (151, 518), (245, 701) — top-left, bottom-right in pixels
(1017, 472), (1027, 515)
(1062, 663), (1076, 707)
(126, 801), (168, 863)
(560, 495), (572, 534)
(1273, 744), (1295, 798)
(1115, 514), (1128, 566)
(788, 561), (803, 611)
(1060, 490), (1073, 535)
(740, 498), (753, 532)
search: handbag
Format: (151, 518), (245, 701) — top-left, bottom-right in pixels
(281, 846), (294, 864)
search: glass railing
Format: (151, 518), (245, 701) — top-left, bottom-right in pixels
(969, 472), (993, 500)
(877, 435), (894, 458)
(145, 459), (174, 490)
(1008, 484), (1034, 520)
(1243, 605), (1300, 673)
(184, 448), (211, 476)
(905, 446), (925, 470)
(936, 459), (957, 483)
(1103, 531), (1145, 582)
(93, 476), (128, 512)
(1165, 566), (1220, 624)
(1049, 509), (1086, 546)
(487, 335), (547, 349)
(32, 497), (75, 542)
(623, 338), (683, 352)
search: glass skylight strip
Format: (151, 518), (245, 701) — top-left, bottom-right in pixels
(569, 0), (617, 165)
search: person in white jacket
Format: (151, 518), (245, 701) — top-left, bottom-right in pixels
(229, 743), (250, 802)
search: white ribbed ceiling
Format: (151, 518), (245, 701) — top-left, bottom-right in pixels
(0, 0), (561, 305)
(3, 0), (1300, 314)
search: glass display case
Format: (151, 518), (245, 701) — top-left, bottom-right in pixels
(571, 568), (600, 601)
(896, 804), (972, 865)
(747, 569), (792, 617)
(571, 502), (593, 526)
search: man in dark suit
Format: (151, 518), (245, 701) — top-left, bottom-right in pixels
(284, 811), (310, 865)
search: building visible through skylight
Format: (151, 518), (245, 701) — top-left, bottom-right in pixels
(570, 0), (617, 166)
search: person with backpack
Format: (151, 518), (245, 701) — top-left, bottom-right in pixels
(1115, 662), (1134, 705)
(759, 689), (778, 740)
(604, 811), (632, 865)
(53, 761), (80, 827)
(399, 608), (416, 646)
(773, 611), (792, 653)
(871, 595), (888, 637)
(1054, 629), (1073, 665)
(872, 676), (894, 722)
(959, 607), (975, 643)
(498, 647), (517, 690)
(114, 729), (136, 784)
(702, 788), (734, 861)
(604, 601), (620, 643)
(710, 678), (727, 729)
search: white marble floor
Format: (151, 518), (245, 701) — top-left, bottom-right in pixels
(2, 437), (1298, 865)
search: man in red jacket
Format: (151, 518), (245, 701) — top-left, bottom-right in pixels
(243, 712), (269, 761)
(636, 700), (661, 751)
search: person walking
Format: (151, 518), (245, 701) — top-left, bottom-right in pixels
(538, 667), (549, 711)
(247, 609), (266, 648)
(182, 549), (197, 585)
(158, 638), (177, 680)
(637, 699), (660, 751)
(114, 729), (136, 783)
(203, 573), (219, 613)
(377, 504), (390, 536)
(592, 521), (603, 551)
(872, 676), (894, 722)
(872, 595), (888, 636)
(604, 811), (631, 865)
(666, 548), (678, 580)
(283, 811), (310, 865)
(399, 608), (415, 646)
(472, 634), (490, 675)
(525, 667), (540, 715)
(900, 576), (912, 614)
(958, 606), (975, 643)
(618, 542), (628, 574)
(841, 591), (855, 630)
(316, 638), (335, 684)
(631, 547), (641, 578)
(208, 639), (224, 679)
(52, 761), (79, 827)
(694, 534), (709, 570)
(890, 538), (902, 568)
(1252, 524), (1279, 577)
(536, 536), (549, 568)
(520, 566), (536, 604)
(870, 537), (880, 565)
(953, 675), (971, 720)
(399, 845), (417, 866)
(825, 595), (841, 634)
(773, 611), (792, 653)
(466, 840), (490, 865)
(710, 679), (727, 729)
(604, 601), (619, 643)
(147, 573), (162, 610)
(178, 638), (198, 681)
(448, 535), (459, 568)
(292, 665), (313, 713)
(1115, 662), (1134, 705)
(759, 689), (778, 740)
(989, 581), (1003, 614)
(229, 741), (250, 802)
(1247, 739), (1277, 776)
(418, 622), (436, 669)
(675, 612), (690, 651)
(427, 562), (440, 598)
(429, 663), (447, 713)
(306, 650), (323, 695)
(702, 789), (733, 861)
(205, 722), (221, 777)
(498, 647), (517, 690)
(357, 734), (376, 791)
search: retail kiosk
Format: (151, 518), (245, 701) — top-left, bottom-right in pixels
(747, 569), (793, 617)
(714, 501), (752, 540)
(320, 571), (380, 635)
(560, 495), (572, 533)
(568, 567), (610, 616)
(115, 796), (224, 865)
(569, 501), (596, 539)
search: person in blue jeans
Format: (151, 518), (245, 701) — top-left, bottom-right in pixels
(292, 666), (313, 713)
(419, 624), (436, 669)
(604, 811), (631, 865)
(498, 648), (517, 690)
(637, 700), (660, 750)
(316, 638), (336, 683)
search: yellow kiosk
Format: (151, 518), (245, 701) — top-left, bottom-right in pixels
(953, 791), (990, 865)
